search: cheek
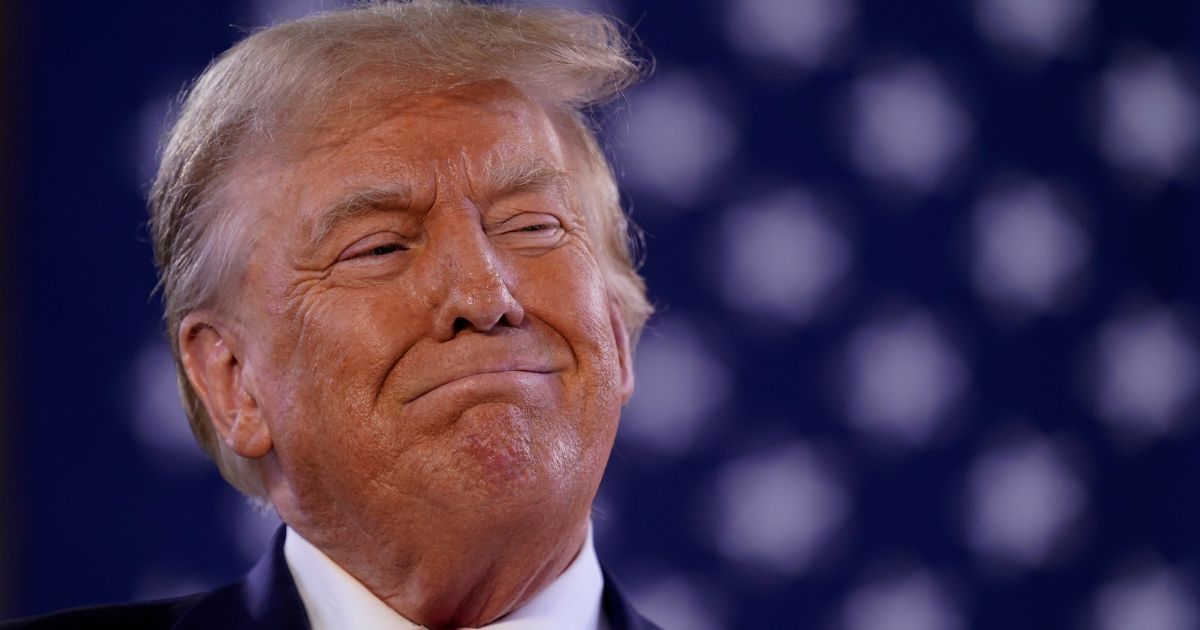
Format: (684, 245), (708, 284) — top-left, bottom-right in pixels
(254, 283), (427, 441)
(519, 248), (625, 441)
(523, 247), (618, 366)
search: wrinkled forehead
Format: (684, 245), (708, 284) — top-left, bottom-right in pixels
(251, 79), (576, 170)
(212, 80), (592, 255)
(222, 80), (588, 219)
(193, 78), (613, 320)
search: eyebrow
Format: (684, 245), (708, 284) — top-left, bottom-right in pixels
(479, 154), (572, 200)
(306, 157), (570, 251)
(308, 182), (414, 251)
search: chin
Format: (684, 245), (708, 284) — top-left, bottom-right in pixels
(428, 401), (578, 500)
(457, 404), (539, 483)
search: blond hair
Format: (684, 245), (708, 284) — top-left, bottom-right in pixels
(149, 0), (652, 499)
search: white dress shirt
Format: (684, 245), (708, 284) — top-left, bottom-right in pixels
(283, 524), (609, 630)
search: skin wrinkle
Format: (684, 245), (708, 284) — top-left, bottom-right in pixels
(286, 236), (429, 418)
(181, 80), (632, 628)
(164, 25), (652, 495)
(307, 182), (416, 252)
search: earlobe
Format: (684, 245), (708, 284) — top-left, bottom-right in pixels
(178, 314), (273, 459)
(607, 298), (636, 404)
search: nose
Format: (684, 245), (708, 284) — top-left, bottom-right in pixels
(426, 217), (525, 341)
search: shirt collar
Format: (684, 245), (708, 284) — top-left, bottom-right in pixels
(283, 524), (607, 630)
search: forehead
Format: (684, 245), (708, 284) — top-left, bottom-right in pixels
(218, 81), (583, 268)
(293, 81), (569, 184)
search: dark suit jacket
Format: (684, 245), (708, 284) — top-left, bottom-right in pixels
(2, 527), (662, 629)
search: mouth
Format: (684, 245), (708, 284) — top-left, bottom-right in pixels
(406, 367), (557, 404)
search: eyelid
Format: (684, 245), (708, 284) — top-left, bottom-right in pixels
(493, 212), (563, 233)
(336, 232), (410, 262)
(509, 221), (560, 233)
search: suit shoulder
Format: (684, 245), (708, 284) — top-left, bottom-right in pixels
(0, 594), (205, 629)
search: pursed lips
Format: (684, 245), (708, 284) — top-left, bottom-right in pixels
(404, 360), (558, 403)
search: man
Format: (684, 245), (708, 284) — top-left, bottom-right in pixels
(4, 1), (658, 628)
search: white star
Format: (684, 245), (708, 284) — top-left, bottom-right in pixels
(718, 188), (852, 325)
(842, 310), (969, 448)
(848, 62), (972, 194)
(1093, 563), (1199, 630)
(621, 317), (731, 454)
(618, 72), (738, 209)
(1093, 307), (1200, 442)
(725, 0), (856, 69)
(971, 177), (1089, 317)
(709, 442), (849, 574)
(1098, 50), (1200, 184)
(966, 430), (1086, 568)
(842, 566), (966, 630)
(975, 0), (1092, 61)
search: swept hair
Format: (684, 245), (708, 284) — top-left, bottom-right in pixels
(149, 0), (652, 499)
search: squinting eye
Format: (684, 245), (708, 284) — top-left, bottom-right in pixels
(337, 235), (410, 262)
(366, 244), (404, 257)
(515, 223), (555, 232)
(491, 214), (565, 253)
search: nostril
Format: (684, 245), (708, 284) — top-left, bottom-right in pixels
(452, 317), (471, 334)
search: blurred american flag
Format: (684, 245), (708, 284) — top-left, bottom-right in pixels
(6, 0), (1199, 628)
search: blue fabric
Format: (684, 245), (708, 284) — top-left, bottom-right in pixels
(1, 527), (660, 630)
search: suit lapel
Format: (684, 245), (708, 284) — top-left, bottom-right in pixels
(600, 567), (663, 630)
(173, 527), (310, 630)
(172, 527), (657, 630)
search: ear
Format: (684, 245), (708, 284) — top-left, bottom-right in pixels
(607, 297), (635, 404)
(178, 313), (272, 459)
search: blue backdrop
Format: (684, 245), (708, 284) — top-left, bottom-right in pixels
(6, 1), (1200, 628)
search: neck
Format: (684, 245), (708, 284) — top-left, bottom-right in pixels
(384, 520), (590, 628)
(280, 502), (590, 628)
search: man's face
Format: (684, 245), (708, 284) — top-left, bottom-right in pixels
(222, 82), (633, 539)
